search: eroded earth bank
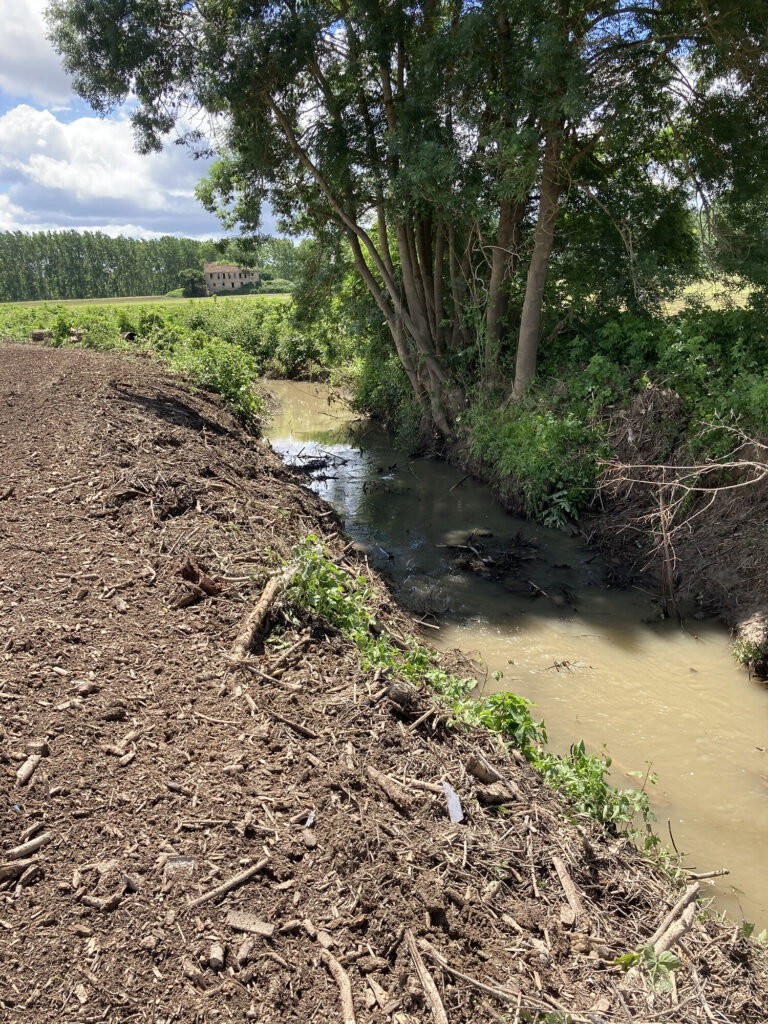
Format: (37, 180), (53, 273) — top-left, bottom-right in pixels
(1, 345), (766, 1023)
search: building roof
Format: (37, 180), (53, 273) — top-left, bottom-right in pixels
(203, 262), (258, 273)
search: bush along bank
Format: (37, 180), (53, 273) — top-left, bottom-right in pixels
(0, 292), (348, 395)
(341, 301), (768, 672)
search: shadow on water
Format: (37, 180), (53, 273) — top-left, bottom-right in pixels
(266, 380), (768, 929)
(273, 413), (678, 651)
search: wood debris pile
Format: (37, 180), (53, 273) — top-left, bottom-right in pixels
(1, 345), (766, 1023)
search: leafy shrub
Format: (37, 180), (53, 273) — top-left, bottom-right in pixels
(536, 741), (657, 847)
(168, 337), (264, 429)
(260, 279), (294, 293)
(468, 400), (607, 526)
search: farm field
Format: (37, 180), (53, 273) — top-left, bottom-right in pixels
(0, 294), (324, 416)
(9, 292), (292, 308)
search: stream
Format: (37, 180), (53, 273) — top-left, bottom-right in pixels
(265, 379), (768, 929)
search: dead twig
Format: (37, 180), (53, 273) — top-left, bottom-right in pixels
(648, 884), (699, 951)
(320, 949), (356, 1024)
(552, 855), (586, 927)
(405, 930), (449, 1024)
(418, 938), (556, 1015)
(231, 562), (299, 659)
(4, 831), (53, 861)
(685, 868), (729, 880)
(186, 857), (269, 911)
(366, 765), (413, 813)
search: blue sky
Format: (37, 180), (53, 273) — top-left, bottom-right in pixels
(0, 0), (276, 239)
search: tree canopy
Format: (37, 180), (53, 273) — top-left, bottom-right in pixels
(48, 0), (768, 438)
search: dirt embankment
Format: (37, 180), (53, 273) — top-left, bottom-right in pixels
(1, 345), (766, 1023)
(584, 387), (768, 663)
(453, 386), (768, 669)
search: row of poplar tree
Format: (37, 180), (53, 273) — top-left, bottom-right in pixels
(0, 231), (218, 303)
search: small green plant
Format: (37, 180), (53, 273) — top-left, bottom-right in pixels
(286, 538), (545, 749)
(535, 741), (658, 848)
(615, 945), (682, 992)
(732, 637), (768, 675)
(285, 539), (660, 846)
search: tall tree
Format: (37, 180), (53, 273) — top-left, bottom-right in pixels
(47, 0), (768, 434)
(0, 231), (219, 302)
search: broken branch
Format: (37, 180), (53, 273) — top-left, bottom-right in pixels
(320, 949), (357, 1024)
(231, 563), (298, 659)
(405, 930), (449, 1024)
(186, 856), (269, 912)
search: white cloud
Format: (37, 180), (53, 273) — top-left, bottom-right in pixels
(0, 106), (194, 208)
(0, 104), (250, 236)
(0, 1), (281, 239)
(0, 0), (73, 106)
(0, 193), (30, 231)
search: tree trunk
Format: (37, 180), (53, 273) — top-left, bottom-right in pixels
(510, 131), (562, 401)
(483, 198), (525, 388)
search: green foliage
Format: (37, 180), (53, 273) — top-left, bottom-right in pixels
(47, 0), (768, 440)
(0, 229), (217, 303)
(286, 537), (545, 748)
(168, 337), (264, 429)
(732, 638), (768, 674)
(286, 539), (658, 844)
(535, 742), (658, 849)
(260, 279), (295, 293)
(615, 945), (683, 992)
(460, 300), (767, 530)
(345, 351), (423, 448)
(178, 268), (207, 298)
(0, 297), (317, 428)
(740, 922), (768, 945)
(467, 400), (607, 526)
(0, 294), (332, 380)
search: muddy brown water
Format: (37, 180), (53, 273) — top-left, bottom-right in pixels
(266, 380), (768, 929)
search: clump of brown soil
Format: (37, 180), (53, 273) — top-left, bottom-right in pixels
(1, 346), (766, 1024)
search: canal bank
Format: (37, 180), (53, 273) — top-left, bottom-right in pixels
(2, 345), (766, 1022)
(266, 379), (768, 930)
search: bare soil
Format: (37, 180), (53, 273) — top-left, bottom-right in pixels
(1, 345), (766, 1024)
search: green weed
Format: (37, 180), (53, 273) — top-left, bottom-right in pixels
(168, 337), (265, 430)
(615, 945), (682, 992)
(467, 400), (608, 527)
(285, 538), (659, 845)
(732, 638), (768, 674)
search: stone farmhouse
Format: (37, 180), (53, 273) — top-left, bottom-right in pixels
(203, 262), (260, 293)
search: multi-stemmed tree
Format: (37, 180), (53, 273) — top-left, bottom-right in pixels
(48, 0), (768, 437)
